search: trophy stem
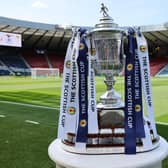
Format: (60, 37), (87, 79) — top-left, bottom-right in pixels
(104, 72), (115, 90)
(98, 73), (124, 108)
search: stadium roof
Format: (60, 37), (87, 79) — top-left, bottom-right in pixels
(141, 23), (168, 48)
(0, 16), (74, 51)
(0, 16), (167, 52)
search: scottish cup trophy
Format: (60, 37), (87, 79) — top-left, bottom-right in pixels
(48, 4), (168, 168)
(86, 5), (127, 149)
(90, 4), (124, 129)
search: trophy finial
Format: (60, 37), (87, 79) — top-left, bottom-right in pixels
(100, 3), (109, 17)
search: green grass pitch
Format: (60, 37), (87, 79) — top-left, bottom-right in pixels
(0, 76), (167, 168)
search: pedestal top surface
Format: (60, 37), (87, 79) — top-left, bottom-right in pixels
(48, 137), (168, 168)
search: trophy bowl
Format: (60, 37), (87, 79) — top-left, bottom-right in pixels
(92, 31), (123, 76)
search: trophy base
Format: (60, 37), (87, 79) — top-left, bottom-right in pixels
(61, 138), (159, 154)
(59, 85), (160, 155)
(61, 106), (160, 154)
(48, 137), (168, 168)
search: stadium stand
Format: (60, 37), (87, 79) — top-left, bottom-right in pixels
(47, 53), (64, 73)
(150, 57), (168, 76)
(0, 17), (167, 76)
(45, 55), (53, 69)
(0, 49), (30, 75)
(22, 50), (49, 68)
(0, 61), (11, 75)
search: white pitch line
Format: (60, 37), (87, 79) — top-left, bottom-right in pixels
(25, 120), (40, 125)
(0, 100), (59, 110)
(156, 121), (168, 126)
(0, 101), (167, 126)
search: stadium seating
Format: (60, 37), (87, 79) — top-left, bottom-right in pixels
(0, 50), (65, 76)
(1, 49), (168, 77)
(0, 68), (11, 75)
(0, 51), (30, 75)
(22, 51), (49, 68)
(47, 53), (64, 73)
(0, 61), (11, 75)
(0, 54), (28, 68)
(150, 57), (168, 76)
(156, 65), (168, 77)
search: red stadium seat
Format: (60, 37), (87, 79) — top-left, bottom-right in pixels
(22, 51), (49, 68)
(150, 57), (168, 76)
(47, 53), (64, 73)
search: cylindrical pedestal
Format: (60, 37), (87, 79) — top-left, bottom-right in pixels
(48, 137), (168, 168)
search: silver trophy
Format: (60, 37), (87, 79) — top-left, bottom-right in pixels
(86, 4), (126, 148)
(90, 5), (124, 109)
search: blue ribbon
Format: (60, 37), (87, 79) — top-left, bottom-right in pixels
(124, 28), (136, 154)
(76, 30), (88, 143)
(124, 28), (146, 154)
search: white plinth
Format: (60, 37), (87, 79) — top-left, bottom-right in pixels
(48, 137), (168, 168)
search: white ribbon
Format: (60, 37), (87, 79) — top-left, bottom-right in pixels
(136, 31), (157, 138)
(64, 30), (80, 137)
(57, 29), (79, 139)
(87, 37), (99, 134)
